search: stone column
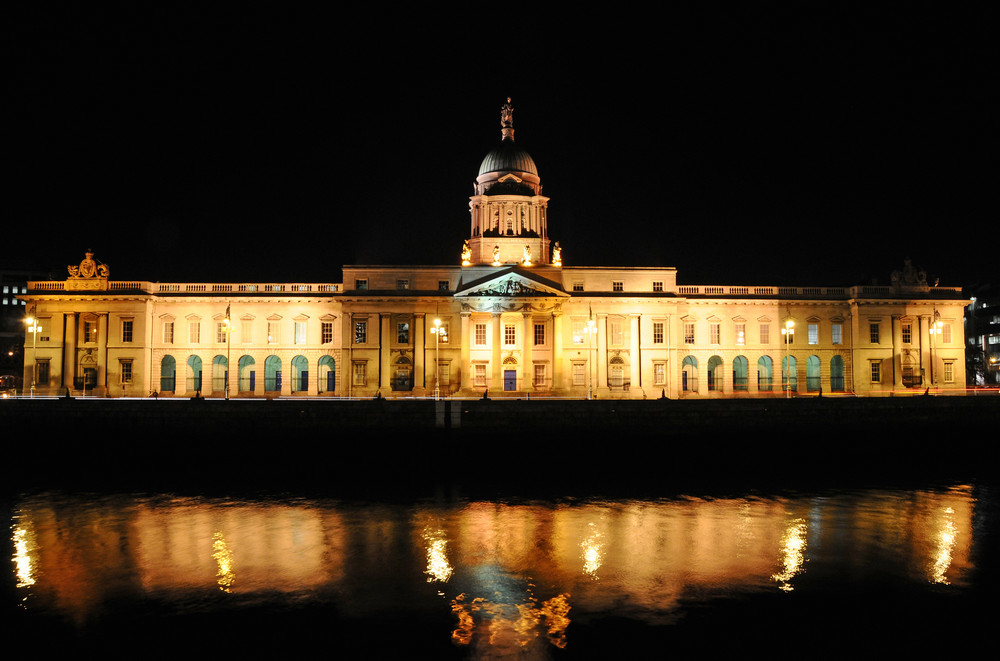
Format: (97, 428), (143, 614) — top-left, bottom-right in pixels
(597, 313), (608, 391)
(460, 311), (472, 391)
(522, 312), (533, 391)
(64, 312), (77, 392)
(630, 314), (641, 394)
(490, 312), (502, 392)
(97, 313), (108, 395)
(552, 312), (564, 391)
(414, 313), (426, 394)
(380, 312), (392, 394)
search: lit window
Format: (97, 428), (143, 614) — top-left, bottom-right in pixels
(474, 363), (487, 387)
(533, 364), (546, 387)
(735, 323), (745, 346)
(808, 323), (818, 345)
(710, 323), (720, 345)
(653, 322), (664, 344)
(295, 321), (306, 344)
(84, 320), (97, 343)
(612, 281), (624, 292)
(610, 320), (623, 345)
(354, 320), (367, 344)
(534, 323), (545, 346)
(267, 321), (279, 344)
(504, 323), (516, 346)
(122, 319), (133, 343)
(438, 321), (450, 343)
(216, 322), (227, 343)
(572, 321), (585, 344)
(832, 324), (842, 345)
(942, 323), (952, 344)
(653, 362), (666, 385)
(475, 323), (486, 346)
(760, 323), (770, 345)
(572, 362), (585, 386)
(397, 322), (410, 344)
(684, 323), (695, 344)
(163, 321), (174, 344)
(189, 321), (200, 344)
(322, 322), (333, 344)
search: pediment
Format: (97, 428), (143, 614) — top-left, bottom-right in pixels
(455, 268), (568, 298)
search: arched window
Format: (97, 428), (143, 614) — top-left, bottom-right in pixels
(238, 355), (256, 393)
(160, 355), (176, 392)
(264, 355), (282, 393)
(392, 355), (413, 392)
(782, 356), (798, 393)
(830, 355), (845, 392)
(682, 355), (698, 392)
(807, 355), (821, 392)
(707, 355), (723, 391)
(291, 355), (309, 392)
(187, 355), (203, 393)
(212, 355), (228, 393)
(318, 355), (336, 393)
(609, 356), (626, 389)
(733, 356), (748, 391)
(758, 356), (773, 391)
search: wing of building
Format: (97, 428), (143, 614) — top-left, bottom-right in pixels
(19, 100), (967, 398)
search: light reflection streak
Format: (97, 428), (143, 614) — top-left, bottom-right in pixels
(581, 521), (603, 578)
(449, 591), (572, 650)
(13, 521), (36, 589)
(931, 507), (957, 585)
(423, 527), (453, 583)
(212, 531), (235, 592)
(772, 517), (807, 592)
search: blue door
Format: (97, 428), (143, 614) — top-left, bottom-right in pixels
(327, 371), (335, 392)
(504, 369), (517, 391)
(300, 370), (308, 392)
(249, 371), (255, 392)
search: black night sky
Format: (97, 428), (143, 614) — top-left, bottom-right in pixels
(6, 5), (995, 289)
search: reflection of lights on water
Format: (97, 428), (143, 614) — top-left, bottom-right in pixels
(450, 592), (572, 650)
(931, 507), (957, 585)
(772, 518), (807, 592)
(423, 527), (453, 583)
(581, 522), (603, 578)
(212, 531), (235, 592)
(13, 523), (36, 589)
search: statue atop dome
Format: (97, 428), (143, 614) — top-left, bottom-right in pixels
(500, 97), (515, 141)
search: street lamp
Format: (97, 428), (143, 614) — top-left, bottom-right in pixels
(781, 320), (794, 398)
(431, 318), (447, 400)
(25, 313), (42, 398)
(582, 319), (597, 400)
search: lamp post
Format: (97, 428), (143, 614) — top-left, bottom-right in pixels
(25, 312), (41, 398)
(781, 320), (794, 398)
(431, 318), (447, 400)
(583, 319), (597, 400)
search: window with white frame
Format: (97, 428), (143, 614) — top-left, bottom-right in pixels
(735, 323), (745, 346)
(295, 321), (306, 344)
(534, 322), (545, 346)
(322, 321), (333, 344)
(808, 323), (818, 345)
(653, 361), (666, 385)
(942, 323), (952, 344)
(122, 319), (134, 343)
(475, 323), (487, 346)
(84, 320), (97, 343)
(267, 321), (279, 344)
(120, 360), (133, 384)
(354, 320), (367, 344)
(572, 321), (585, 344)
(870, 361), (881, 383)
(944, 361), (954, 383)
(216, 321), (227, 344)
(504, 323), (516, 346)
(397, 321), (410, 344)
(353, 362), (366, 385)
(533, 364), (546, 387)
(832, 323), (842, 345)
(710, 323), (720, 345)
(760, 323), (770, 345)
(610, 319), (623, 346)
(870, 322), (880, 344)
(901, 322), (912, 344)
(684, 323), (695, 344)
(653, 321), (664, 344)
(572, 362), (586, 386)
(438, 321), (450, 343)
(474, 363), (487, 387)
(189, 321), (200, 344)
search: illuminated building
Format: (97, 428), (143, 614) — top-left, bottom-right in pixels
(18, 100), (967, 398)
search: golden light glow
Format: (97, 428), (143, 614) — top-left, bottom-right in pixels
(772, 518), (807, 591)
(423, 527), (453, 583)
(449, 591), (572, 650)
(540, 594), (571, 648)
(212, 531), (235, 592)
(931, 507), (957, 585)
(13, 523), (36, 588)
(521, 245), (532, 267)
(581, 522), (603, 578)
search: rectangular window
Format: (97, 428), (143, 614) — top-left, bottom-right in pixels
(871, 361), (881, 383)
(710, 323), (720, 345)
(120, 360), (133, 384)
(735, 323), (745, 346)
(474, 363), (487, 387)
(942, 323), (952, 344)
(163, 321), (174, 344)
(684, 323), (695, 344)
(84, 320), (97, 343)
(808, 323), (818, 345)
(653, 321), (664, 344)
(534, 323), (545, 346)
(216, 322), (227, 344)
(573, 362), (586, 386)
(241, 320), (253, 344)
(438, 321), (450, 343)
(902, 322), (912, 344)
(267, 321), (279, 344)
(353, 362), (366, 386)
(321, 321), (333, 344)
(189, 321), (200, 344)
(652, 281), (663, 292)
(653, 362), (666, 385)
(573, 282), (584, 292)
(438, 362), (450, 386)
(760, 323), (770, 345)
(870, 323), (880, 344)
(295, 321), (306, 344)
(354, 320), (367, 344)
(573, 321), (585, 344)
(355, 279), (368, 290)
(438, 280), (450, 291)
(832, 324), (842, 345)
(396, 279), (409, 290)
(122, 319), (133, 343)
(610, 320), (623, 345)
(37, 360), (50, 385)
(533, 364), (546, 387)
(397, 321), (410, 344)
(475, 323), (487, 346)
(504, 323), (516, 346)
(612, 281), (624, 292)
(944, 361), (954, 383)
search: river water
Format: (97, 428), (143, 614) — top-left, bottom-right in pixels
(6, 483), (993, 659)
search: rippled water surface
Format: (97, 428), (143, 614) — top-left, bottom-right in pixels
(6, 484), (993, 658)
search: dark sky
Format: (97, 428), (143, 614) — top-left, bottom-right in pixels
(6, 5), (995, 289)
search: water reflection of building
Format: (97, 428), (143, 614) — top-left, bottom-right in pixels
(18, 101), (968, 399)
(12, 488), (976, 650)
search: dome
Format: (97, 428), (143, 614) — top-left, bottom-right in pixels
(478, 137), (538, 177)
